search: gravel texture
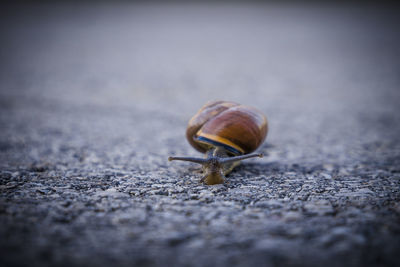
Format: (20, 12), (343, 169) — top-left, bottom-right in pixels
(1, 2), (400, 267)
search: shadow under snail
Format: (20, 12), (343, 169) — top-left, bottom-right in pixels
(169, 100), (268, 185)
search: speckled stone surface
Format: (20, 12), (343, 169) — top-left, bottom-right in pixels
(1, 2), (399, 267)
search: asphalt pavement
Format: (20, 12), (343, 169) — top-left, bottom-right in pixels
(1, 2), (399, 267)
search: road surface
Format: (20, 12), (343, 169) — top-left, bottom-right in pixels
(1, 2), (399, 267)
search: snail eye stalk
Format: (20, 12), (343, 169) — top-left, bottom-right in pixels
(168, 156), (207, 164)
(168, 153), (263, 167)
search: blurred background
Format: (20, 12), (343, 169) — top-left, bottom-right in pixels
(1, 1), (399, 113)
(1, 1), (399, 165)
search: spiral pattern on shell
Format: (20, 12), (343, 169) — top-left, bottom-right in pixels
(186, 101), (268, 155)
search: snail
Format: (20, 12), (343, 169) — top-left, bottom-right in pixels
(169, 100), (268, 185)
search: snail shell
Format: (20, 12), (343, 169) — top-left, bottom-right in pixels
(186, 100), (268, 155)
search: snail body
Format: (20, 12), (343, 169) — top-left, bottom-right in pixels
(169, 100), (268, 185)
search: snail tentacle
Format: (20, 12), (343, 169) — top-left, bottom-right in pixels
(168, 156), (207, 164)
(219, 153), (263, 164)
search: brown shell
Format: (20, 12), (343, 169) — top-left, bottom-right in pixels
(186, 100), (268, 155)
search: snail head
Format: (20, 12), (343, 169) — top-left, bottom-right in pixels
(168, 153), (263, 185)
